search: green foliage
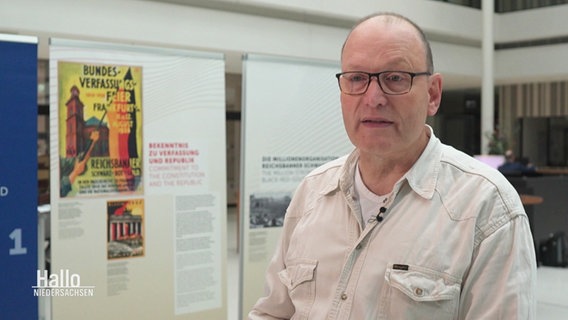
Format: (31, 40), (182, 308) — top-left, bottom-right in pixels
(485, 129), (508, 155)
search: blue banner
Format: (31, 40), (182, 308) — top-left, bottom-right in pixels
(0, 35), (38, 320)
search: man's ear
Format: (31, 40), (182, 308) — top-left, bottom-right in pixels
(427, 73), (443, 116)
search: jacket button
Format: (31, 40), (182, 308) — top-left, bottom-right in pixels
(341, 293), (348, 300)
(414, 288), (424, 296)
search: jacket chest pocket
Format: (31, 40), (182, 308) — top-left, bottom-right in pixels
(278, 259), (318, 319)
(379, 264), (461, 320)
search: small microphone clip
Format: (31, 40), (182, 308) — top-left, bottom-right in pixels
(376, 207), (386, 222)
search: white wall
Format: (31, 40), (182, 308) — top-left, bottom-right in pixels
(201, 0), (483, 41)
(1, 0), (567, 89)
(495, 5), (568, 42)
(495, 43), (568, 84)
(494, 5), (568, 85)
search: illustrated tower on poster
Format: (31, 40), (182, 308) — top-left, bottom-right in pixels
(64, 85), (110, 159)
(65, 85), (86, 158)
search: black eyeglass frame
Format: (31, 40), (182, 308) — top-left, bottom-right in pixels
(335, 71), (432, 95)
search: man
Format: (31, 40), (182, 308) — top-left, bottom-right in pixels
(60, 130), (100, 197)
(249, 12), (536, 319)
(498, 149), (536, 176)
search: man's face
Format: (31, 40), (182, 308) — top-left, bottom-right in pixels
(339, 18), (442, 158)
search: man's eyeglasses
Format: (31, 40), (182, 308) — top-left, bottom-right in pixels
(335, 71), (431, 95)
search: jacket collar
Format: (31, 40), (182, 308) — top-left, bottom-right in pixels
(330, 125), (441, 200)
(405, 125), (441, 200)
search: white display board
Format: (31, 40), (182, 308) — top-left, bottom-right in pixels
(49, 39), (227, 319)
(239, 54), (353, 318)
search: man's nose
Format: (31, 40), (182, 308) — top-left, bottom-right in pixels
(364, 76), (388, 100)
(360, 76), (388, 108)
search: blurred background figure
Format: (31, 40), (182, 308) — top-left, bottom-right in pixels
(498, 149), (536, 176)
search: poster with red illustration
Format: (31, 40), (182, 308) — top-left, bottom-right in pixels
(58, 61), (143, 197)
(107, 198), (144, 260)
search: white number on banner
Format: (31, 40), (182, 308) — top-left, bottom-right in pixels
(9, 228), (27, 255)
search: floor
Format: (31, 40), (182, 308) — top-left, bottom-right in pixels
(227, 207), (568, 320)
(535, 266), (568, 319)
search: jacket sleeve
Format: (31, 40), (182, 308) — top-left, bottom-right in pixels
(248, 233), (294, 319)
(248, 167), (329, 319)
(248, 209), (301, 320)
(458, 213), (537, 319)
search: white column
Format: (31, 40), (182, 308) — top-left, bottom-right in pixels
(481, 0), (495, 155)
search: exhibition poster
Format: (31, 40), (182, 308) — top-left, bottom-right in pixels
(50, 39), (227, 320)
(240, 54), (352, 318)
(107, 198), (145, 259)
(58, 61), (143, 198)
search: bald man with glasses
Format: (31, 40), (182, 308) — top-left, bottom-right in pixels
(250, 12), (536, 320)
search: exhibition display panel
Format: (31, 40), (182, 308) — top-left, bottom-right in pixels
(239, 54), (352, 318)
(0, 33), (39, 320)
(49, 39), (228, 319)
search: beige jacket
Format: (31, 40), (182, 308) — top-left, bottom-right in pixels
(250, 127), (536, 320)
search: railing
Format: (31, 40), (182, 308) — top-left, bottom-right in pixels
(431, 0), (568, 12)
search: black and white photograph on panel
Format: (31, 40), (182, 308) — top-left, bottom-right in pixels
(249, 192), (291, 229)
